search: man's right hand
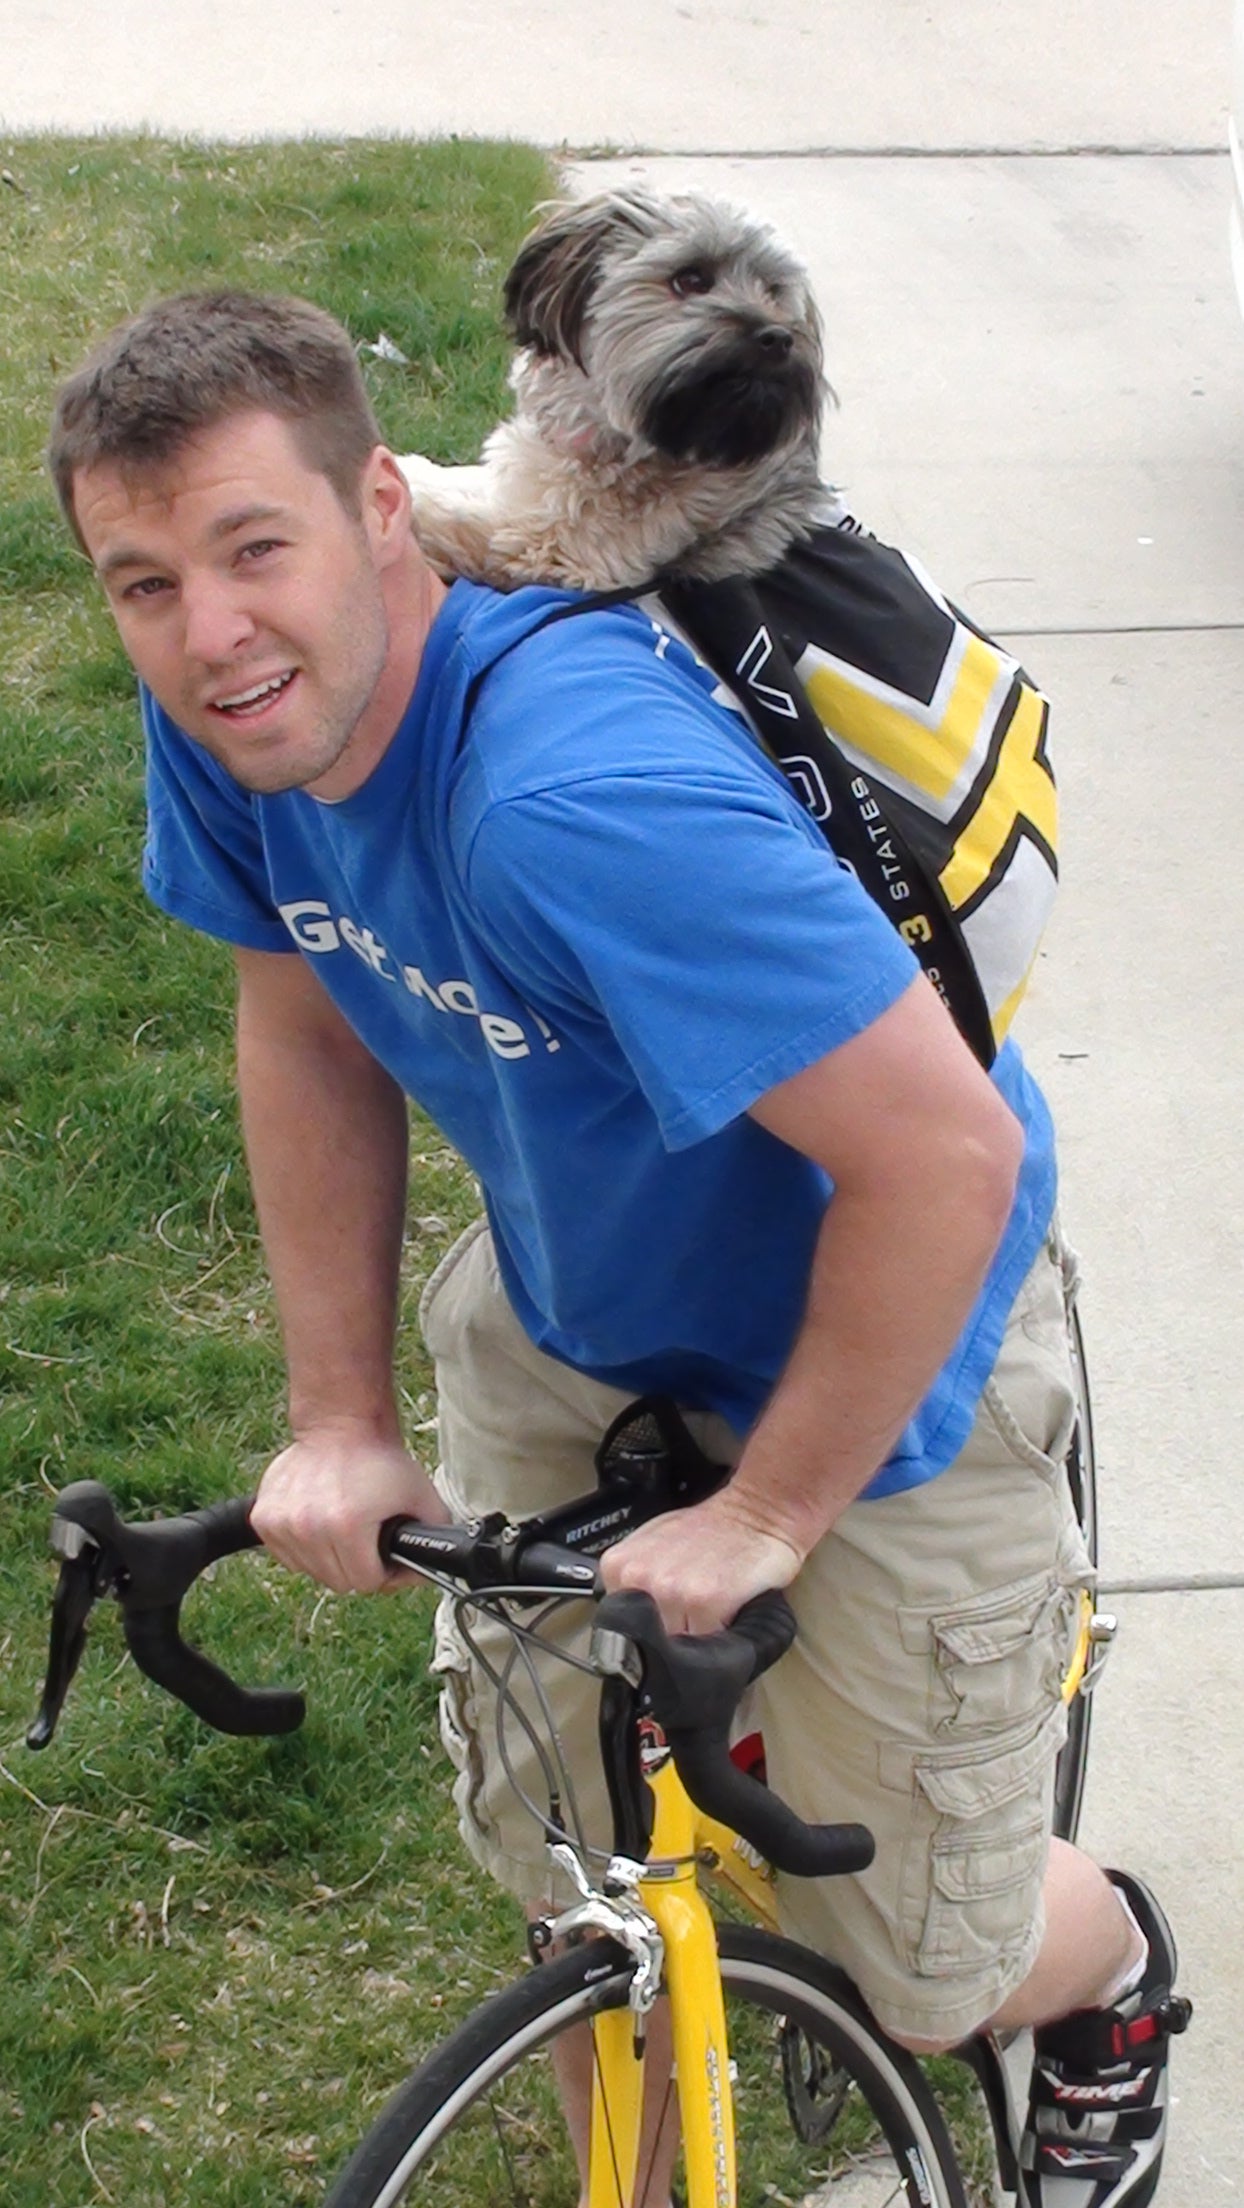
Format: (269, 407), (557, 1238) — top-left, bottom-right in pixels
(250, 1428), (451, 1594)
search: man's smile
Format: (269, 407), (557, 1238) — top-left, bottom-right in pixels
(208, 668), (300, 720)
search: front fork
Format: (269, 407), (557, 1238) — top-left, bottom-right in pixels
(538, 1751), (736, 2208)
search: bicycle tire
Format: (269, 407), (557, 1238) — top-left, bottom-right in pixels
(1051, 1300), (1098, 1845)
(324, 1921), (969, 2208)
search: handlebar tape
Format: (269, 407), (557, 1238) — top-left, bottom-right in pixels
(123, 1606), (306, 1735)
(594, 1587), (875, 1879)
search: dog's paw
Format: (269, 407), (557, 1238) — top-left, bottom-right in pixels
(397, 456), (500, 581)
(397, 452), (452, 495)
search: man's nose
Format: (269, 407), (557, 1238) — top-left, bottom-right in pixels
(181, 575), (258, 663)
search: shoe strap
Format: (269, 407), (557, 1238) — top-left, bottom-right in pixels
(1037, 1993), (1192, 2071)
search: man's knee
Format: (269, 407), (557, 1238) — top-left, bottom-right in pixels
(886, 2022), (968, 2056)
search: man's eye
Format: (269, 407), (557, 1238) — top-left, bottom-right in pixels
(122, 575), (170, 601)
(239, 538), (282, 562)
(670, 265), (714, 299)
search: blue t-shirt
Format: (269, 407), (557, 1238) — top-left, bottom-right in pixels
(142, 582), (1057, 1495)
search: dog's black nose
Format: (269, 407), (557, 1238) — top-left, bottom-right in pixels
(753, 324), (795, 357)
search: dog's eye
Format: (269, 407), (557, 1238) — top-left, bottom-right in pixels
(669, 265), (714, 298)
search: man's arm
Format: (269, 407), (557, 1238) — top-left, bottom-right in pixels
(235, 945), (448, 1590)
(600, 974), (1025, 1631)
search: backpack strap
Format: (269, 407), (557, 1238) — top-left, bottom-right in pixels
(660, 573), (997, 1068)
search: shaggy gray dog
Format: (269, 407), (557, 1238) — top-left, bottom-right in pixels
(400, 188), (830, 592)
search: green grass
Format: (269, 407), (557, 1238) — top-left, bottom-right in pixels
(0, 130), (555, 2207)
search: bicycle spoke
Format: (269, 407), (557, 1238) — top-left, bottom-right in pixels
(485, 2085), (544, 2205)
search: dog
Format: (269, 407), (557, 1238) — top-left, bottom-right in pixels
(399, 188), (830, 593)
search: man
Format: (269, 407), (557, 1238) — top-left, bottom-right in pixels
(49, 287), (1186, 2208)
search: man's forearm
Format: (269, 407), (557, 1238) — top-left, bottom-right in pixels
(725, 979), (1025, 1556)
(236, 956), (410, 1441)
(725, 1134), (1018, 1553)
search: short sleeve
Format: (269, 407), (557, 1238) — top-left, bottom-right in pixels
(463, 756), (919, 1151)
(141, 689), (293, 951)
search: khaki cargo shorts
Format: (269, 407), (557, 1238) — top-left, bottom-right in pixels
(420, 1215), (1093, 2045)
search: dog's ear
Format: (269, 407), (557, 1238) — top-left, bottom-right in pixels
(503, 194), (658, 366)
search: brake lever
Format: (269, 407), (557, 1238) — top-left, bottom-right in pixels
(27, 1481), (306, 1748)
(25, 1526), (106, 1749)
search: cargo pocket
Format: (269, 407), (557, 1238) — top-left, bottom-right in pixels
(429, 1592), (495, 1864)
(981, 1245), (1079, 1482)
(893, 1703), (1064, 1979)
(901, 1566), (1082, 1738)
(418, 1214), (490, 1358)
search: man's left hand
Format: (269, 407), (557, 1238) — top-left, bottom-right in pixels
(597, 1492), (803, 1635)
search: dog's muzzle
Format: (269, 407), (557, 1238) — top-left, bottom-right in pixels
(641, 329), (820, 468)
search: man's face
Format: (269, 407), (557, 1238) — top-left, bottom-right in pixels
(74, 410), (398, 798)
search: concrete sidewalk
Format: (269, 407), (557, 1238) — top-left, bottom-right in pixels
(6, 5), (1241, 2200)
(0, 1), (1232, 149)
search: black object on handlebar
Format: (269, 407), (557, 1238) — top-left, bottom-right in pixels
(593, 1586), (876, 1880)
(380, 1515), (601, 1593)
(26, 1482), (306, 1749)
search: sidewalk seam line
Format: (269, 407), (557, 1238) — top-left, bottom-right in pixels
(569, 143), (1228, 163)
(1097, 1575), (1244, 1594)
(995, 622), (1244, 640)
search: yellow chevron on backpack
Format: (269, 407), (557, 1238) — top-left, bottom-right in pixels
(748, 510), (1057, 1053)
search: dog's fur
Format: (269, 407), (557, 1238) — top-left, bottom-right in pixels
(400, 189), (830, 592)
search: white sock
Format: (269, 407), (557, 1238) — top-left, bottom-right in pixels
(1100, 1884), (1149, 2006)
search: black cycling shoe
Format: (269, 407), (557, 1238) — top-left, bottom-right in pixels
(1020, 1871), (1192, 2208)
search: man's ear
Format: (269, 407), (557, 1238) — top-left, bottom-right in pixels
(360, 447), (412, 562)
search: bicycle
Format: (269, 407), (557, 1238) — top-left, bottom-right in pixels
(28, 1379), (1113, 2208)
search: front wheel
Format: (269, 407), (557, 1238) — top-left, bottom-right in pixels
(325, 1921), (969, 2208)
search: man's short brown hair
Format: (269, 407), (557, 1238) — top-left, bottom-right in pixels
(49, 289), (385, 547)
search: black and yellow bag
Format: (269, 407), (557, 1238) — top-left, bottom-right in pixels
(662, 511), (1058, 1069)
